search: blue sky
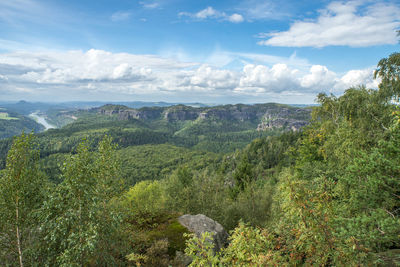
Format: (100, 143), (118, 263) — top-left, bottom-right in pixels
(0, 0), (399, 104)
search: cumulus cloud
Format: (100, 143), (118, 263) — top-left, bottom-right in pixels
(228, 13), (244, 23)
(180, 64), (239, 91)
(259, 1), (400, 47)
(0, 49), (380, 102)
(300, 65), (337, 89)
(179, 6), (244, 23)
(0, 49), (196, 93)
(237, 64), (299, 93)
(235, 63), (378, 96)
(15, 49), (159, 84)
(339, 68), (380, 89)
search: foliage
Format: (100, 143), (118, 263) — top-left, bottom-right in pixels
(185, 232), (221, 266)
(40, 136), (126, 266)
(184, 223), (287, 266)
(119, 179), (190, 266)
(375, 52), (400, 101)
(120, 180), (167, 227)
(0, 109), (44, 139)
(220, 222), (287, 266)
(183, 53), (400, 266)
(0, 133), (46, 266)
(118, 144), (219, 185)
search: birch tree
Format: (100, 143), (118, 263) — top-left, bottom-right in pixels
(0, 133), (45, 266)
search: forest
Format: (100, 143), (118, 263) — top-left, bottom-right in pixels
(0, 52), (400, 266)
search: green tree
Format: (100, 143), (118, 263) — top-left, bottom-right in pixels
(40, 136), (125, 266)
(0, 133), (46, 266)
(375, 52), (400, 101)
(185, 53), (400, 266)
(269, 61), (400, 264)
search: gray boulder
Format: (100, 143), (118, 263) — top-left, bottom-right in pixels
(178, 214), (229, 253)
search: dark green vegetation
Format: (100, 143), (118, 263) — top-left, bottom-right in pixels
(0, 53), (399, 266)
(0, 100), (211, 137)
(0, 101), (309, 181)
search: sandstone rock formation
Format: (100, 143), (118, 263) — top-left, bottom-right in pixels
(97, 103), (311, 132)
(178, 214), (229, 253)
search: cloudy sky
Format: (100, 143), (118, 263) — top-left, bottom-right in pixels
(0, 0), (399, 104)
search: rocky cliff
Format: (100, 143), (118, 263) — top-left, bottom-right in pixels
(97, 103), (311, 131)
(98, 104), (163, 120)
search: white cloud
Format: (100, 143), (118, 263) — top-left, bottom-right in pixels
(228, 14), (244, 23)
(139, 1), (160, 9)
(1, 49), (195, 85)
(183, 64), (238, 90)
(259, 1), (400, 47)
(300, 65), (337, 90)
(235, 63), (378, 96)
(338, 68), (379, 89)
(0, 49), (380, 102)
(111, 11), (131, 22)
(195, 7), (219, 19)
(238, 64), (299, 93)
(179, 6), (245, 23)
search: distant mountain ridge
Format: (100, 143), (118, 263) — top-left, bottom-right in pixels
(0, 101), (213, 115)
(0, 102), (312, 172)
(96, 103), (311, 132)
(0, 101), (312, 143)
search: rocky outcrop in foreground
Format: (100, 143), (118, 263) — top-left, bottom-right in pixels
(178, 214), (229, 253)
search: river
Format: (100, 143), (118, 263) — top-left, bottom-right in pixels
(29, 112), (56, 130)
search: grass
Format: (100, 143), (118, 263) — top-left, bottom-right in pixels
(0, 112), (19, 120)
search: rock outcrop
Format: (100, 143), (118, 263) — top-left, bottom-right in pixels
(97, 103), (311, 132)
(97, 105), (163, 120)
(178, 214), (229, 253)
(256, 108), (310, 131)
(256, 117), (309, 132)
(163, 105), (200, 121)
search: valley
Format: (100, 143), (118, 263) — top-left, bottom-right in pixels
(1, 0), (399, 265)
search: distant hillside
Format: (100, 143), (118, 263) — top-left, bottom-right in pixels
(0, 100), (212, 116)
(0, 102), (311, 174)
(95, 103), (310, 132)
(0, 108), (44, 139)
(0, 100), (214, 129)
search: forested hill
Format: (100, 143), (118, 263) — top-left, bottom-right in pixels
(0, 102), (310, 183)
(0, 108), (44, 139)
(96, 102), (310, 133)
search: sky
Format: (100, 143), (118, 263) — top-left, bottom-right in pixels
(0, 0), (399, 104)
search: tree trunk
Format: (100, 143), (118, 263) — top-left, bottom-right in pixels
(16, 197), (24, 267)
